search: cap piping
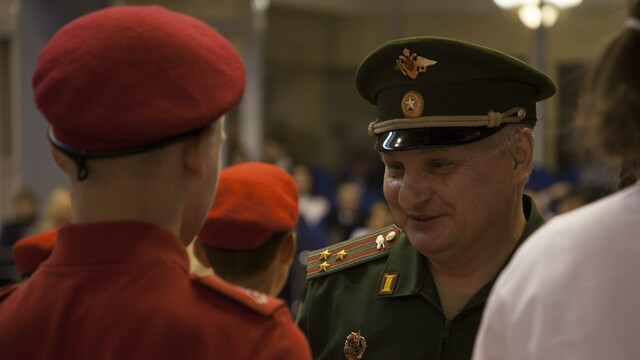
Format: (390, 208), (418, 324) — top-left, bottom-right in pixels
(368, 106), (526, 136)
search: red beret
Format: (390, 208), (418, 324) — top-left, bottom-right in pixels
(33, 5), (245, 152)
(12, 229), (57, 277)
(198, 162), (299, 250)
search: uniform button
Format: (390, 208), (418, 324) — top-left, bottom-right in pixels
(517, 108), (527, 119)
(385, 231), (396, 241)
(299, 250), (310, 265)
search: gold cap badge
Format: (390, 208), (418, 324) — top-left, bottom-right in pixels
(401, 90), (424, 118)
(395, 48), (437, 79)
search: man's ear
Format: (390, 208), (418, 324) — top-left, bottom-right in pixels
(182, 126), (214, 178)
(50, 145), (70, 172)
(510, 128), (534, 185)
(278, 231), (297, 266)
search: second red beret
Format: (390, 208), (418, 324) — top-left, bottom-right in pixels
(198, 162), (299, 250)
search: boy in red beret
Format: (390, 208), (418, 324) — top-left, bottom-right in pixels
(197, 162), (299, 297)
(0, 6), (310, 359)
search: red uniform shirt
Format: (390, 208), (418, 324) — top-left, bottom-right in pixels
(0, 221), (311, 360)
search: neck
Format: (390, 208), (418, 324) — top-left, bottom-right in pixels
(70, 170), (184, 238)
(232, 271), (278, 296)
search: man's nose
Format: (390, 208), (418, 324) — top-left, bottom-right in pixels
(397, 172), (432, 210)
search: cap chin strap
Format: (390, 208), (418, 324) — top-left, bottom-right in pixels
(48, 127), (205, 181)
(48, 131), (90, 181)
(368, 106), (527, 137)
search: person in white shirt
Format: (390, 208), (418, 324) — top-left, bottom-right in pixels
(473, 2), (640, 359)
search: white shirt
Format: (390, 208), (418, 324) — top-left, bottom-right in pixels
(473, 182), (640, 360)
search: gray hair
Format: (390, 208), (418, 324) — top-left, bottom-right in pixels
(488, 123), (532, 154)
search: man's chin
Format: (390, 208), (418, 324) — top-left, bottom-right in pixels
(404, 223), (449, 254)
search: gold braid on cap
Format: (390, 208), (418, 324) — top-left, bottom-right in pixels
(368, 106), (527, 136)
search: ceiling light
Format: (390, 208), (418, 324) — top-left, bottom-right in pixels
(494, 0), (532, 9)
(494, 0), (581, 28)
(518, 4), (542, 29)
(544, 0), (583, 9)
(541, 5), (559, 27)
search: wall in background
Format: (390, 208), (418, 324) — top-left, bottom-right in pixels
(1, 0), (627, 220)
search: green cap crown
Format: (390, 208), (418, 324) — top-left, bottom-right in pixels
(356, 36), (556, 150)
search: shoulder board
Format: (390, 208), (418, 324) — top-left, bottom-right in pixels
(0, 284), (19, 302)
(306, 224), (402, 281)
(192, 274), (285, 317)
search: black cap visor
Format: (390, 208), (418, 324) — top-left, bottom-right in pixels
(375, 126), (504, 151)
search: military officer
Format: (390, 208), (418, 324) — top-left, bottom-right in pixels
(297, 36), (555, 360)
(0, 6), (311, 359)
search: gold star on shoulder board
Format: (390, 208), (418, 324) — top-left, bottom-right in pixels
(319, 250), (332, 261)
(335, 249), (348, 261)
(319, 261), (331, 272)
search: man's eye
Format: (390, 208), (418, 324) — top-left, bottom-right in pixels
(385, 163), (403, 172)
(430, 161), (451, 170)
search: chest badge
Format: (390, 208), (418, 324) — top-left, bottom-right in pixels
(344, 331), (367, 360)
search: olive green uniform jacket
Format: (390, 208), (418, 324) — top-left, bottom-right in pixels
(298, 195), (543, 360)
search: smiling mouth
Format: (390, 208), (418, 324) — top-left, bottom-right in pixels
(409, 215), (439, 222)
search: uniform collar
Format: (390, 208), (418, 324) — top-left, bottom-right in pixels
(376, 231), (430, 298)
(377, 195), (544, 308)
(44, 221), (190, 274)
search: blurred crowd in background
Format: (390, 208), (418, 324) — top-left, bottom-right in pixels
(0, 136), (615, 316)
(0, 186), (71, 284)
